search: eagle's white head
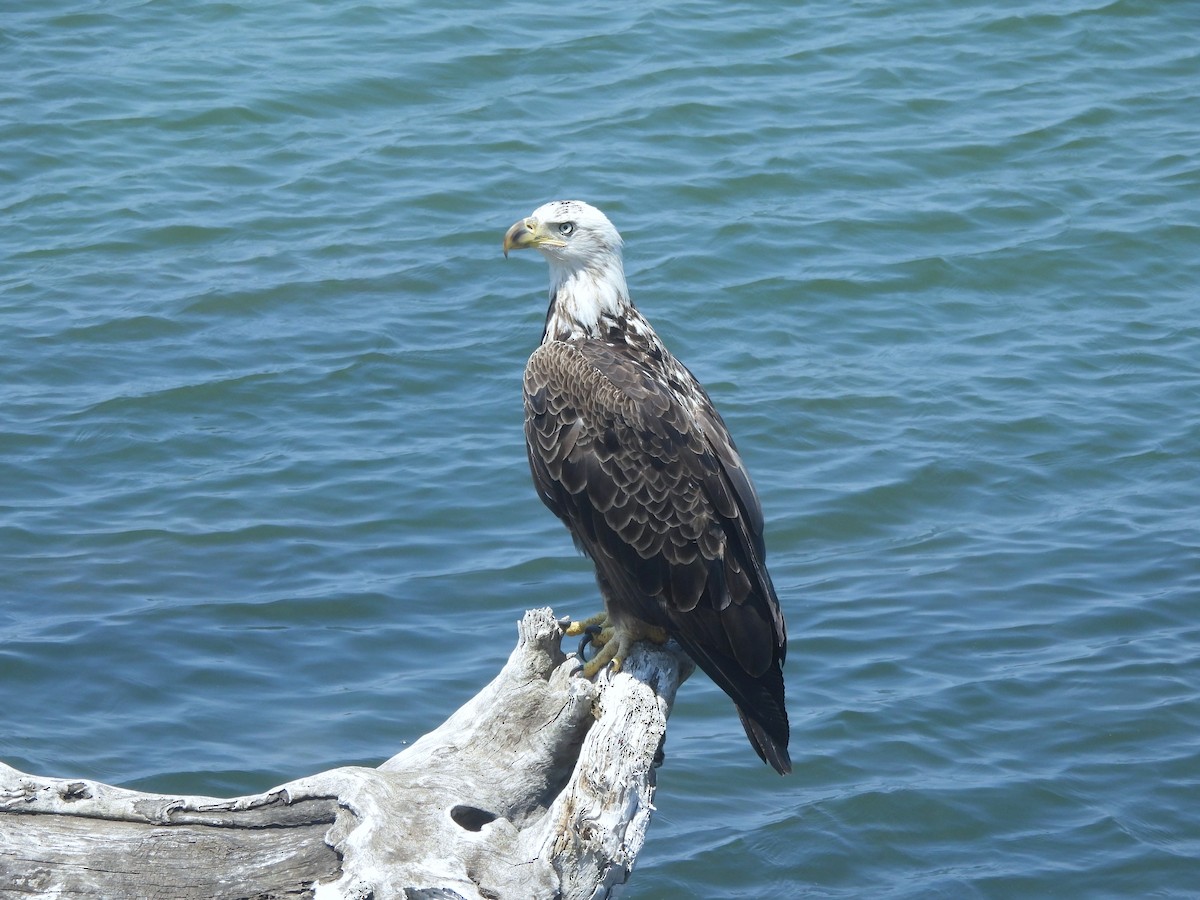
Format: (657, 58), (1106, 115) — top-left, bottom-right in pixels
(503, 200), (631, 341)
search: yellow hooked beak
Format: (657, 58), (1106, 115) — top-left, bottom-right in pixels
(502, 217), (566, 257)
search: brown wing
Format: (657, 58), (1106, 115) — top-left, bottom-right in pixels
(523, 339), (790, 773)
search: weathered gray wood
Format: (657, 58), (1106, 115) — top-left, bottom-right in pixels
(0, 608), (693, 900)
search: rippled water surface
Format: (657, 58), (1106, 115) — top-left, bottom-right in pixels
(3, 1), (1199, 896)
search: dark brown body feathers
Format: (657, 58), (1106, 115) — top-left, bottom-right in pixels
(523, 323), (791, 774)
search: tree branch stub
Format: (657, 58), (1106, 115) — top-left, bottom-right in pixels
(0, 608), (694, 900)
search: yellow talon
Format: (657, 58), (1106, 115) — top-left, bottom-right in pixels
(564, 613), (670, 678)
(564, 612), (609, 638)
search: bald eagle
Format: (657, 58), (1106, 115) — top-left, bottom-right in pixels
(503, 201), (790, 775)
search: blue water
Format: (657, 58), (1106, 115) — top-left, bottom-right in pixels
(3, 1), (1199, 896)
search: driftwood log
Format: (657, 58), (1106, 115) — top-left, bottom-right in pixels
(0, 607), (694, 899)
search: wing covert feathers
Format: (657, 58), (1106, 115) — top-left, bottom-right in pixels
(524, 338), (791, 774)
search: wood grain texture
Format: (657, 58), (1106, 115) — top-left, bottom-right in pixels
(0, 609), (692, 900)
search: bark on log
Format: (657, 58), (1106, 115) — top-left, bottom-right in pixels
(0, 607), (693, 900)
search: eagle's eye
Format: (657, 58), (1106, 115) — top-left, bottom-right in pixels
(557, 222), (575, 236)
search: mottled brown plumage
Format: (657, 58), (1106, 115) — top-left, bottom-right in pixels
(505, 200), (790, 774)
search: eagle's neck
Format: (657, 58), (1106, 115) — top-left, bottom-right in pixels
(542, 253), (631, 343)
(538, 250), (708, 421)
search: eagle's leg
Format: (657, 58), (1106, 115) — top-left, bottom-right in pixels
(565, 614), (669, 678)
